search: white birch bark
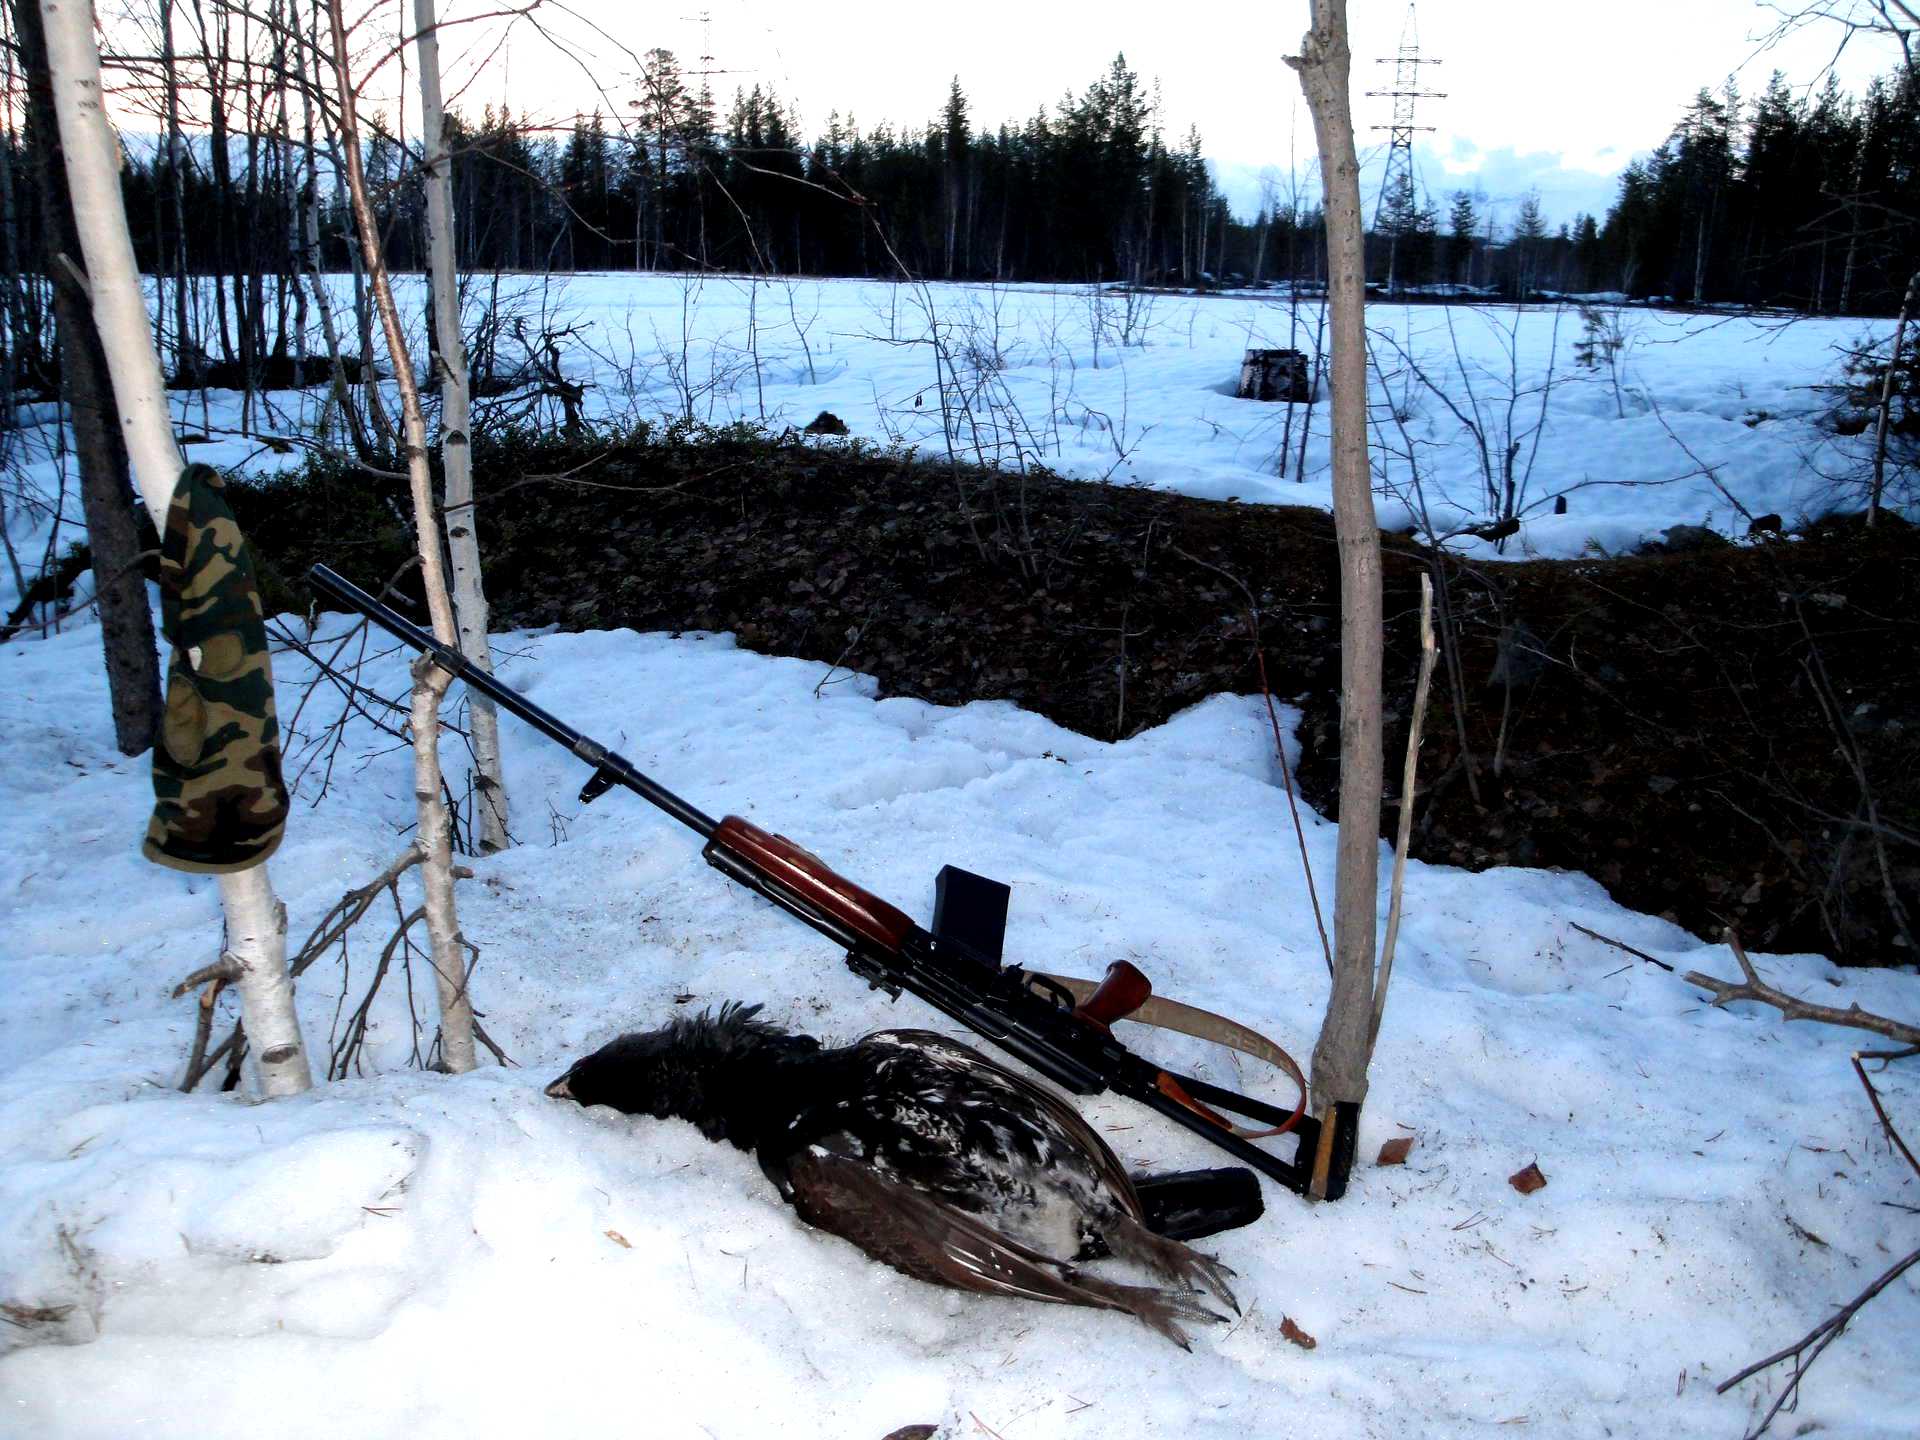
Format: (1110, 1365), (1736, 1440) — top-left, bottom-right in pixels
(325, 0), (476, 1073)
(40, 0), (311, 1098)
(1868, 269), (1917, 526)
(1287, 0), (1384, 1189)
(415, 0), (509, 853)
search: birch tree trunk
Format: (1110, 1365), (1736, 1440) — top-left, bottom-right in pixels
(39, 0), (311, 1097)
(14, 0), (160, 756)
(325, 0), (476, 1073)
(415, 0), (509, 854)
(1867, 269), (1917, 527)
(1287, 0), (1384, 1199)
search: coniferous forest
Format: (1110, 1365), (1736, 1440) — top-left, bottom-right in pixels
(2, 29), (1917, 402)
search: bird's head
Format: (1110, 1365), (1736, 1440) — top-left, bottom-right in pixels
(544, 1002), (815, 1143)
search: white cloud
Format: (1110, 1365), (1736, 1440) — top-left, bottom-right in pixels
(1214, 141), (1629, 234)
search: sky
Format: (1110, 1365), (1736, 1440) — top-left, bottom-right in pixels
(438, 0), (1898, 231)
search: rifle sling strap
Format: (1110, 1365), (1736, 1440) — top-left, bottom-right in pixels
(1034, 972), (1307, 1139)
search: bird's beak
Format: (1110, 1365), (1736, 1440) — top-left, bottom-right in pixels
(544, 1075), (574, 1100)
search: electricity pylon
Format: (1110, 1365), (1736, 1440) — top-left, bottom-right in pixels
(1366, 3), (1444, 294)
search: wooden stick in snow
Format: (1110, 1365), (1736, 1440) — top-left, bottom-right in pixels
(1370, 572), (1436, 1053)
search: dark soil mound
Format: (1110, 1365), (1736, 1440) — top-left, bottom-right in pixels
(239, 429), (1920, 966)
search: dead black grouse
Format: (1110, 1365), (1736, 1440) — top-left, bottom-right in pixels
(545, 1003), (1239, 1347)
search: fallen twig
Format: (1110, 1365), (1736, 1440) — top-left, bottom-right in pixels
(1684, 929), (1920, 1048)
(1715, 1245), (1920, 1439)
(171, 957), (242, 998)
(178, 972), (233, 1092)
(1852, 1053), (1920, 1181)
(1567, 921), (1675, 973)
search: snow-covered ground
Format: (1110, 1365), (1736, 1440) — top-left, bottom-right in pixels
(0, 274), (1901, 624)
(2, 600), (1916, 1437)
(1, 277), (1914, 1434)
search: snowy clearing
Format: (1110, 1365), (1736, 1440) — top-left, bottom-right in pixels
(2, 273), (1914, 1437)
(0, 275), (1901, 624)
(2, 602), (1915, 1437)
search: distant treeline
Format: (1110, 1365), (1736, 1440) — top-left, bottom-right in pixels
(130, 54), (1277, 290)
(4, 44), (1917, 404)
(1393, 67), (1920, 313)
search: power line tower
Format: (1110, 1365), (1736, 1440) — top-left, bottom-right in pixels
(680, 10), (724, 107)
(1366, 3), (1444, 293)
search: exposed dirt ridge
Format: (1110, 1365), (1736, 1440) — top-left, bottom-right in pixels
(240, 431), (1919, 966)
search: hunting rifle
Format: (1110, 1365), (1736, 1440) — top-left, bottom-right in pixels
(307, 564), (1358, 1199)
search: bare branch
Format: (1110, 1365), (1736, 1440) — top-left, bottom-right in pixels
(1683, 929), (1920, 1046)
(1568, 922), (1677, 973)
(1715, 1245), (1920, 1438)
(1852, 1052), (1920, 1180)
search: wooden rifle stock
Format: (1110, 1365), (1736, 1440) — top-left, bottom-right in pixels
(704, 817), (916, 953)
(1073, 960), (1153, 1028)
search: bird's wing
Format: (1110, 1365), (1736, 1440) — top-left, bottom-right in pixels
(872, 1030), (1146, 1222)
(784, 1144), (1129, 1313)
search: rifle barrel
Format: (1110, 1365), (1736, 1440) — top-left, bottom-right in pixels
(307, 563), (717, 839)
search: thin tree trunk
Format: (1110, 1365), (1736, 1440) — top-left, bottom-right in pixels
(415, 0), (508, 853)
(39, 0), (310, 1097)
(15, 0), (160, 757)
(1287, 0), (1384, 1199)
(0, 34), (33, 422)
(326, 0), (476, 1073)
(194, 0), (235, 366)
(0, 99), (20, 447)
(160, 0), (194, 383)
(1868, 269), (1918, 526)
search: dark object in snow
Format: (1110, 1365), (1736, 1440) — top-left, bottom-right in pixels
(1236, 348), (1313, 403)
(1750, 512), (1783, 534)
(1509, 1161), (1548, 1195)
(1127, 1166), (1263, 1244)
(546, 1004), (1242, 1348)
(1647, 523), (1730, 555)
(803, 410), (850, 436)
(1459, 516), (1522, 544)
(165, 352), (364, 393)
(1554, 494), (1568, 515)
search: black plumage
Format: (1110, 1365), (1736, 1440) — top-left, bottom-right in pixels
(545, 1003), (1239, 1347)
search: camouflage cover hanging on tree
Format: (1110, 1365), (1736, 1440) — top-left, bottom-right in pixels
(143, 464), (289, 872)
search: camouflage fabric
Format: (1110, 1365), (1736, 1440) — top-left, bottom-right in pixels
(143, 464), (289, 873)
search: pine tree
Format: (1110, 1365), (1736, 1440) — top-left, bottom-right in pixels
(1447, 189), (1478, 286)
(1510, 189), (1549, 296)
(941, 77), (969, 277)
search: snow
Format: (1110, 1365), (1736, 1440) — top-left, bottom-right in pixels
(2, 274), (1915, 1433)
(1, 274), (1903, 625)
(3, 595), (1916, 1436)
